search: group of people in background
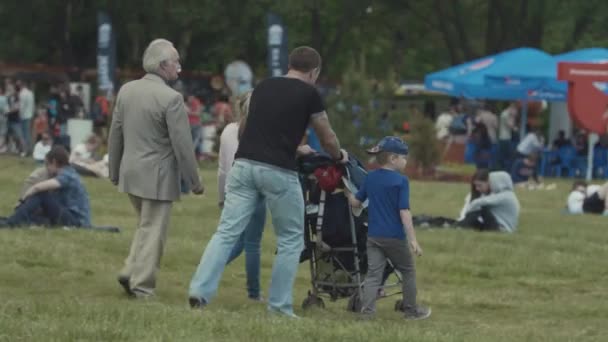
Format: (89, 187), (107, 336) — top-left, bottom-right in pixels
(434, 98), (608, 189)
(0, 78), (35, 156)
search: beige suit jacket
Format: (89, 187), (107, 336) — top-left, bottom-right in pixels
(108, 73), (201, 201)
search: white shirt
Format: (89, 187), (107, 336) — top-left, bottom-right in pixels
(217, 123), (239, 204)
(32, 141), (52, 161)
(517, 133), (543, 156)
(567, 185), (601, 214)
(567, 191), (585, 214)
(19, 87), (35, 120)
(70, 143), (91, 163)
(435, 113), (453, 140)
(498, 109), (513, 140)
(477, 110), (498, 143)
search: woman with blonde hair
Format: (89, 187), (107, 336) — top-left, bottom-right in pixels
(218, 91), (267, 301)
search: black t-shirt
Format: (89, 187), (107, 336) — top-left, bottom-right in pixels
(235, 77), (325, 171)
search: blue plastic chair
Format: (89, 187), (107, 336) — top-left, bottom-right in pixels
(540, 149), (557, 177)
(556, 145), (578, 178)
(593, 146), (608, 179)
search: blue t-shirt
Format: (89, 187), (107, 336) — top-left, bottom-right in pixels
(355, 168), (410, 240)
(56, 167), (91, 227)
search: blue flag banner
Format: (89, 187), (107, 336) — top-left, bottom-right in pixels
(267, 12), (288, 77)
(97, 11), (116, 92)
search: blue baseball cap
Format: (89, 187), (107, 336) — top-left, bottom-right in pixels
(367, 136), (409, 155)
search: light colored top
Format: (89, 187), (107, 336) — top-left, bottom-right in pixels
(435, 112), (453, 140)
(19, 87), (35, 120)
(477, 110), (498, 143)
(567, 191), (585, 214)
(459, 192), (490, 220)
(567, 185), (601, 214)
(0, 95), (8, 115)
(218, 122), (239, 204)
(467, 171), (520, 232)
(517, 133), (544, 156)
(32, 141), (52, 161)
(70, 143), (91, 163)
(498, 109), (513, 140)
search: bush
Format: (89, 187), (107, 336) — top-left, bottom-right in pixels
(325, 65), (397, 159)
(407, 112), (440, 173)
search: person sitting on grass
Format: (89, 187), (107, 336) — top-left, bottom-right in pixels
(458, 171), (520, 232)
(32, 132), (53, 164)
(0, 145), (91, 228)
(510, 154), (556, 191)
(345, 136), (431, 320)
(566, 181), (608, 216)
(458, 169), (490, 221)
(70, 134), (108, 178)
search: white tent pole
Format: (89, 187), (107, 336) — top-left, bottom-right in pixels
(586, 133), (599, 181)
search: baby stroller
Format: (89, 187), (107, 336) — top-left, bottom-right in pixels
(297, 152), (403, 312)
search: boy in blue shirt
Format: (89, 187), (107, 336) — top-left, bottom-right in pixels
(346, 136), (430, 320)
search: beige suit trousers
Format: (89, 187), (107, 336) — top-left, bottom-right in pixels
(119, 194), (173, 295)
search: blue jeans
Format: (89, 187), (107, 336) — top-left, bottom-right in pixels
(9, 122), (24, 149)
(189, 159), (304, 316)
(6, 191), (80, 227)
(226, 200), (266, 299)
(498, 140), (513, 171)
(21, 118), (32, 152)
(191, 125), (202, 156)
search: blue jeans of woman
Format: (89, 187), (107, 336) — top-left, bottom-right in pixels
(226, 200), (266, 299)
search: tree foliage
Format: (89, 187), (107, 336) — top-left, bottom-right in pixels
(1, 0), (607, 80)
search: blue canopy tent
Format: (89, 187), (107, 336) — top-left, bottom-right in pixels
(484, 48), (608, 101)
(483, 48), (608, 180)
(425, 47), (555, 147)
(424, 47), (554, 100)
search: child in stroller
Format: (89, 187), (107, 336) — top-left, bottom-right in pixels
(297, 151), (402, 312)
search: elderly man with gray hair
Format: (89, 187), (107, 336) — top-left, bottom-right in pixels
(108, 38), (204, 299)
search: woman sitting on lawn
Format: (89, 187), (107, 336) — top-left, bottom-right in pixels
(458, 169), (490, 221)
(70, 134), (109, 178)
(457, 171), (520, 232)
(566, 181), (608, 216)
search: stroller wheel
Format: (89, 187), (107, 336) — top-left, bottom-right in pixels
(302, 292), (325, 310)
(394, 299), (405, 312)
(346, 293), (362, 312)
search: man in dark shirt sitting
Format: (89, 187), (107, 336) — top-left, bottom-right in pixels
(189, 46), (347, 317)
(0, 145), (91, 228)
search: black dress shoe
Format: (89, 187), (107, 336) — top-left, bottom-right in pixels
(117, 276), (135, 297)
(189, 297), (206, 310)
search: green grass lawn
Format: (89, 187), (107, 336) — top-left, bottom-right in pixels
(0, 156), (607, 341)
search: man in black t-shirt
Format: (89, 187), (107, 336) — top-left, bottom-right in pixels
(189, 46), (347, 317)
